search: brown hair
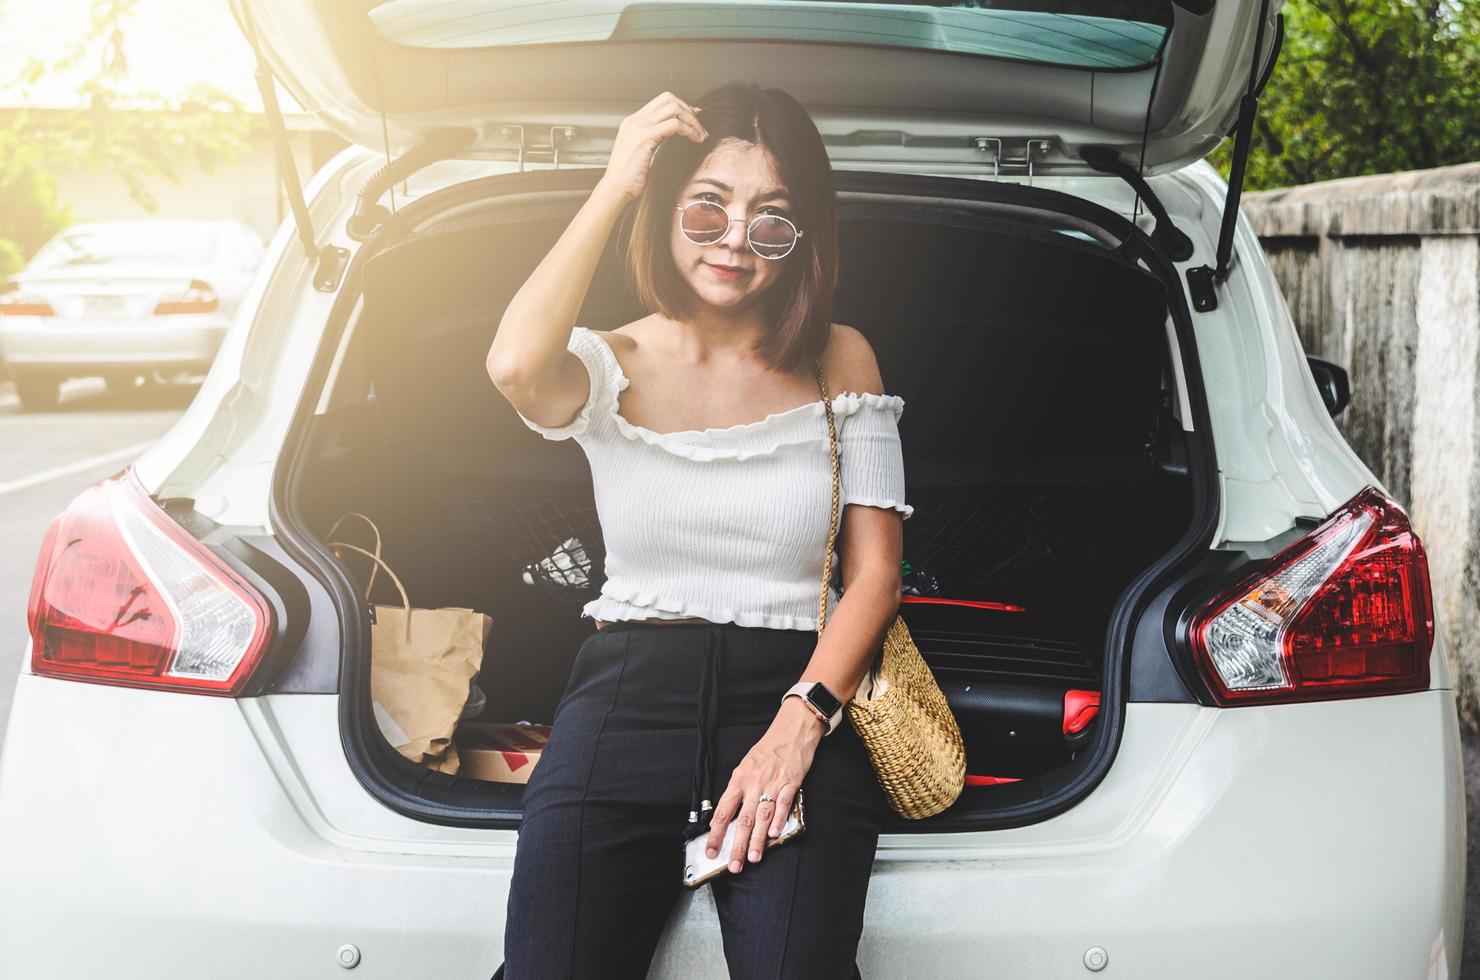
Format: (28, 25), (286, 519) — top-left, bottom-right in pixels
(622, 81), (838, 373)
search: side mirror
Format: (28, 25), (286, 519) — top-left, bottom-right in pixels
(1307, 355), (1350, 418)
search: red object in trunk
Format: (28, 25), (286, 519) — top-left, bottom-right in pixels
(900, 596), (1027, 613)
(1063, 690), (1101, 734)
(965, 775), (1022, 786)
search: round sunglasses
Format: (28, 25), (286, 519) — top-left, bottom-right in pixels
(674, 200), (804, 260)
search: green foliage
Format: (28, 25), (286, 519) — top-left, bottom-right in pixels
(0, 119), (72, 279)
(0, 0), (250, 278)
(1211, 0), (1480, 190)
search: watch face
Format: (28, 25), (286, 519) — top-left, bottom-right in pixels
(807, 682), (842, 718)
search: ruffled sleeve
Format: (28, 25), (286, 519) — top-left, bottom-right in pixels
(514, 326), (626, 441)
(838, 393), (913, 520)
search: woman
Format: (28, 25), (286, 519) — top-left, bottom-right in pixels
(487, 81), (911, 979)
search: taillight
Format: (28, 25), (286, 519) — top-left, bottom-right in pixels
(1188, 486), (1433, 706)
(0, 284), (56, 317)
(27, 470), (272, 695)
(153, 279), (218, 315)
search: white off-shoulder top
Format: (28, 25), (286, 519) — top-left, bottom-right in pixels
(514, 326), (913, 630)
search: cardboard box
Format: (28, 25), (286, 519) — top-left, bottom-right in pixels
(455, 721), (553, 784)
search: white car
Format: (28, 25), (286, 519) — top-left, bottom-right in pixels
(0, 219), (266, 410)
(0, 1), (1465, 978)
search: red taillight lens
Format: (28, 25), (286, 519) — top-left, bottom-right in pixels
(153, 279), (218, 316)
(27, 470), (272, 695)
(0, 287), (56, 317)
(1188, 486), (1433, 706)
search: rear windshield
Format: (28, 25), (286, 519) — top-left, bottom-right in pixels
(29, 229), (217, 270)
(370, 0), (1172, 70)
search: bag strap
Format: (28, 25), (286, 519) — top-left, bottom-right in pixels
(327, 512), (383, 598)
(328, 541), (415, 640)
(814, 358), (841, 637)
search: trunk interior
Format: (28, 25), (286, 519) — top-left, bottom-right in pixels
(288, 179), (1194, 827)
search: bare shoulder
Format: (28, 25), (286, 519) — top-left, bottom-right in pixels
(822, 323), (886, 395)
(593, 316), (651, 360)
(574, 318), (648, 385)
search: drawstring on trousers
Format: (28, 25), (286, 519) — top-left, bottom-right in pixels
(685, 629), (724, 843)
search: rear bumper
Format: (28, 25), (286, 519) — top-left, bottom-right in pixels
(0, 674), (1464, 979)
(0, 316), (228, 374)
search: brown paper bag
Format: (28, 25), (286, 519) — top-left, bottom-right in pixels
(329, 533), (491, 775)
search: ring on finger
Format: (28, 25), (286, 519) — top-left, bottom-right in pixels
(758, 792), (775, 805)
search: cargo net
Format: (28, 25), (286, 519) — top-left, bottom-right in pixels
(478, 482), (607, 609)
(896, 486), (1077, 598)
(460, 479), (1093, 610)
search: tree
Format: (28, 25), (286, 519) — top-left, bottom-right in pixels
(1211, 0), (1480, 190)
(0, 0), (250, 278)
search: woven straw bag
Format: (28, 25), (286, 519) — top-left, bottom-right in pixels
(813, 361), (966, 820)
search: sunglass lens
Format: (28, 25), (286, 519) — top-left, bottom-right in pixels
(749, 215), (796, 259)
(681, 201), (729, 243)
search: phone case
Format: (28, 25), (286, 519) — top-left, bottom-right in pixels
(682, 789), (806, 889)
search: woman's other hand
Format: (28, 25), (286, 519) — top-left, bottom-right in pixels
(595, 91), (709, 206)
(705, 696), (826, 874)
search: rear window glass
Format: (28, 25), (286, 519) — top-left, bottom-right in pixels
(30, 229), (217, 270)
(370, 0), (1172, 70)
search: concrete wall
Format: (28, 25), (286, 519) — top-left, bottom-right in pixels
(1243, 162), (1480, 726)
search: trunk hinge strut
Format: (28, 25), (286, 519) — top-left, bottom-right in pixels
(1185, 0), (1283, 312)
(235, 1), (349, 292)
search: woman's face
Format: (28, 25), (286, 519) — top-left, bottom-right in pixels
(669, 139), (796, 313)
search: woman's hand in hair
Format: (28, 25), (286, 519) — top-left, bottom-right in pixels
(595, 91), (709, 207)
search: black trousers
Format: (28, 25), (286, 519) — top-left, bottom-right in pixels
(502, 620), (888, 979)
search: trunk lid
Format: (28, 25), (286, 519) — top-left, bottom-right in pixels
(229, 0), (1282, 176)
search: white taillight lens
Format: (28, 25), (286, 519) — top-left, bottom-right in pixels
(1188, 487), (1434, 705)
(27, 470), (272, 695)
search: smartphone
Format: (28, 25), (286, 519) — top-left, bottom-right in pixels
(682, 789), (806, 889)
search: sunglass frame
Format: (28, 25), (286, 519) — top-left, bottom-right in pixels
(673, 200), (804, 260)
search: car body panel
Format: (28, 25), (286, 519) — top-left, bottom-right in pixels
(0, 316), (229, 372)
(0, 673), (1461, 978)
(130, 159), (363, 513)
(229, 0), (1283, 174)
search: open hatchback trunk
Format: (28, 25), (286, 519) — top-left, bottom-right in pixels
(280, 165), (1210, 829)
(240, 0), (1259, 828)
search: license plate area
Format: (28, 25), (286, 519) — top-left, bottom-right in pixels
(84, 294), (130, 317)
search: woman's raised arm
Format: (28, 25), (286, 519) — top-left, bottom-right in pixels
(486, 91), (708, 429)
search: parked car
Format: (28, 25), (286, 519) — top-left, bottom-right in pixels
(0, 218), (265, 409)
(0, 1), (1465, 977)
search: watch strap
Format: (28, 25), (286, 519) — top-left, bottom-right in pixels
(782, 681), (843, 735)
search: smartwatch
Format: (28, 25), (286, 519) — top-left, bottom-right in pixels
(782, 681), (844, 736)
